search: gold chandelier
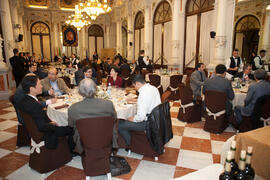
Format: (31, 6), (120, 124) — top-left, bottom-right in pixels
(65, 4), (91, 31)
(81, 0), (112, 20)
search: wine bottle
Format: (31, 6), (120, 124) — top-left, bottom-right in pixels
(219, 151), (234, 180)
(244, 147), (255, 180)
(230, 140), (239, 175)
(235, 150), (248, 180)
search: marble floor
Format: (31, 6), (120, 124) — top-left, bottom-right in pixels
(0, 99), (236, 180)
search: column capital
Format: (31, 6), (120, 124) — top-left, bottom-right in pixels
(215, 36), (227, 48)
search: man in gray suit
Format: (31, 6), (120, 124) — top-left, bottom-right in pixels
(190, 63), (206, 100)
(203, 64), (235, 115)
(68, 79), (117, 154)
(234, 69), (270, 124)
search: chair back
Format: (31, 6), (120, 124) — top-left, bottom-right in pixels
(19, 111), (44, 143)
(179, 84), (193, 105)
(141, 69), (150, 77)
(261, 96), (270, 119)
(121, 69), (130, 78)
(153, 64), (167, 70)
(205, 90), (226, 113)
(149, 74), (161, 87)
(76, 116), (114, 176)
(60, 76), (72, 88)
(169, 75), (183, 89)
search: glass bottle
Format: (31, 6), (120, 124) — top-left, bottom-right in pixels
(230, 140), (239, 175)
(219, 151), (234, 180)
(244, 147), (255, 180)
(235, 150), (248, 180)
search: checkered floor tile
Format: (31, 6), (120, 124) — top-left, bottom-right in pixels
(0, 99), (236, 180)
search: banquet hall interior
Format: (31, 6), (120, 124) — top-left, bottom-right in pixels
(0, 0), (270, 179)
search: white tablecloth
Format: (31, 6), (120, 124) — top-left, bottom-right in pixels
(47, 88), (137, 126)
(174, 164), (224, 180)
(232, 86), (248, 108)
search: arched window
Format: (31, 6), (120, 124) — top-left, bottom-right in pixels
(31, 21), (51, 60)
(153, 1), (172, 65)
(184, 0), (215, 68)
(88, 24), (104, 59)
(134, 11), (144, 59)
(234, 15), (260, 63)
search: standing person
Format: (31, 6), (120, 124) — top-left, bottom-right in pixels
(118, 75), (161, 146)
(252, 50), (266, 70)
(190, 63), (206, 101)
(70, 54), (79, 68)
(138, 50), (149, 72)
(226, 49), (243, 76)
(9, 48), (26, 87)
(93, 51), (98, 61)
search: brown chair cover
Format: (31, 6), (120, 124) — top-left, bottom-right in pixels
(141, 69), (150, 77)
(76, 116), (114, 176)
(20, 111), (72, 173)
(161, 91), (171, 103)
(239, 97), (270, 132)
(166, 74), (183, 100)
(153, 64), (168, 70)
(121, 69), (132, 87)
(177, 84), (201, 123)
(204, 90), (228, 133)
(60, 76), (72, 88)
(9, 95), (30, 147)
(183, 67), (195, 77)
(149, 74), (163, 96)
(130, 131), (159, 157)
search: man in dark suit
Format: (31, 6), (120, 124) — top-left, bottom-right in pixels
(233, 64), (254, 82)
(203, 64), (235, 115)
(9, 48), (25, 87)
(68, 78), (117, 154)
(18, 75), (74, 150)
(13, 73), (56, 124)
(138, 50), (149, 71)
(190, 63), (207, 99)
(234, 69), (270, 124)
(75, 62), (84, 85)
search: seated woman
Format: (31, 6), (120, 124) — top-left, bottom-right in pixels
(107, 66), (123, 88)
(65, 62), (76, 75)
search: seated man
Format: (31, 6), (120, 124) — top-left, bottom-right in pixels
(118, 75), (161, 146)
(68, 79), (117, 154)
(13, 73), (57, 124)
(190, 63), (206, 100)
(18, 75), (74, 150)
(203, 64), (235, 115)
(41, 67), (70, 96)
(27, 63), (37, 74)
(234, 69), (270, 124)
(233, 64), (254, 82)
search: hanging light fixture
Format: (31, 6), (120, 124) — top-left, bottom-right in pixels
(82, 0), (105, 20)
(101, 0), (112, 13)
(65, 4), (91, 31)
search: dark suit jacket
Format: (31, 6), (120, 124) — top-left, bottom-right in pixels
(68, 97), (117, 154)
(203, 76), (235, 114)
(233, 72), (254, 81)
(9, 56), (25, 77)
(241, 80), (270, 116)
(75, 68), (84, 85)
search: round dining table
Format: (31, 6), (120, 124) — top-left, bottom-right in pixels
(47, 87), (138, 126)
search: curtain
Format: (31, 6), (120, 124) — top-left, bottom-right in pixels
(141, 28), (145, 52)
(88, 36), (95, 60)
(164, 21), (172, 64)
(154, 24), (162, 62)
(97, 37), (104, 57)
(235, 33), (244, 56)
(185, 15), (197, 67)
(135, 29), (140, 60)
(42, 35), (51, 60)
(199, 10), (214, 66)
(32, 35), (41, 60)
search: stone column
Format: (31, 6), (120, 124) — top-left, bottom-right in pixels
(9, 0), (20, 46)
(144, 1), (152, 59)
(171, 0), (181, 70)
(80, 26), (86, 59)
(116, 20), (122, 54)
(263, 9), (270, 59)
(209, 0), (227, 71)
(127, 12), (133, 60)
(0, 0), (15, 65)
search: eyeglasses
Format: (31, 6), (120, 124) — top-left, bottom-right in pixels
(86, 71), (92, 73)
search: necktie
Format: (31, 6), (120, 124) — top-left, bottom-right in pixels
(200, 72), (203, 82)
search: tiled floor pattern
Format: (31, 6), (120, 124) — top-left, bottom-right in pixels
(0, 100), (236, 180)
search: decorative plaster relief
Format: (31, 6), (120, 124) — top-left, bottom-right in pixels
(215, 36), (227, 48)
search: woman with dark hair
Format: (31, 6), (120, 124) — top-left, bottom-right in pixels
(107, 66), (123, 88)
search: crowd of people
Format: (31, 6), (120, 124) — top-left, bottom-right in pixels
(8, 46), (270, 160)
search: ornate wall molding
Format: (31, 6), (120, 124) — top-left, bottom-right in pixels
(215, 36), (227, 48)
